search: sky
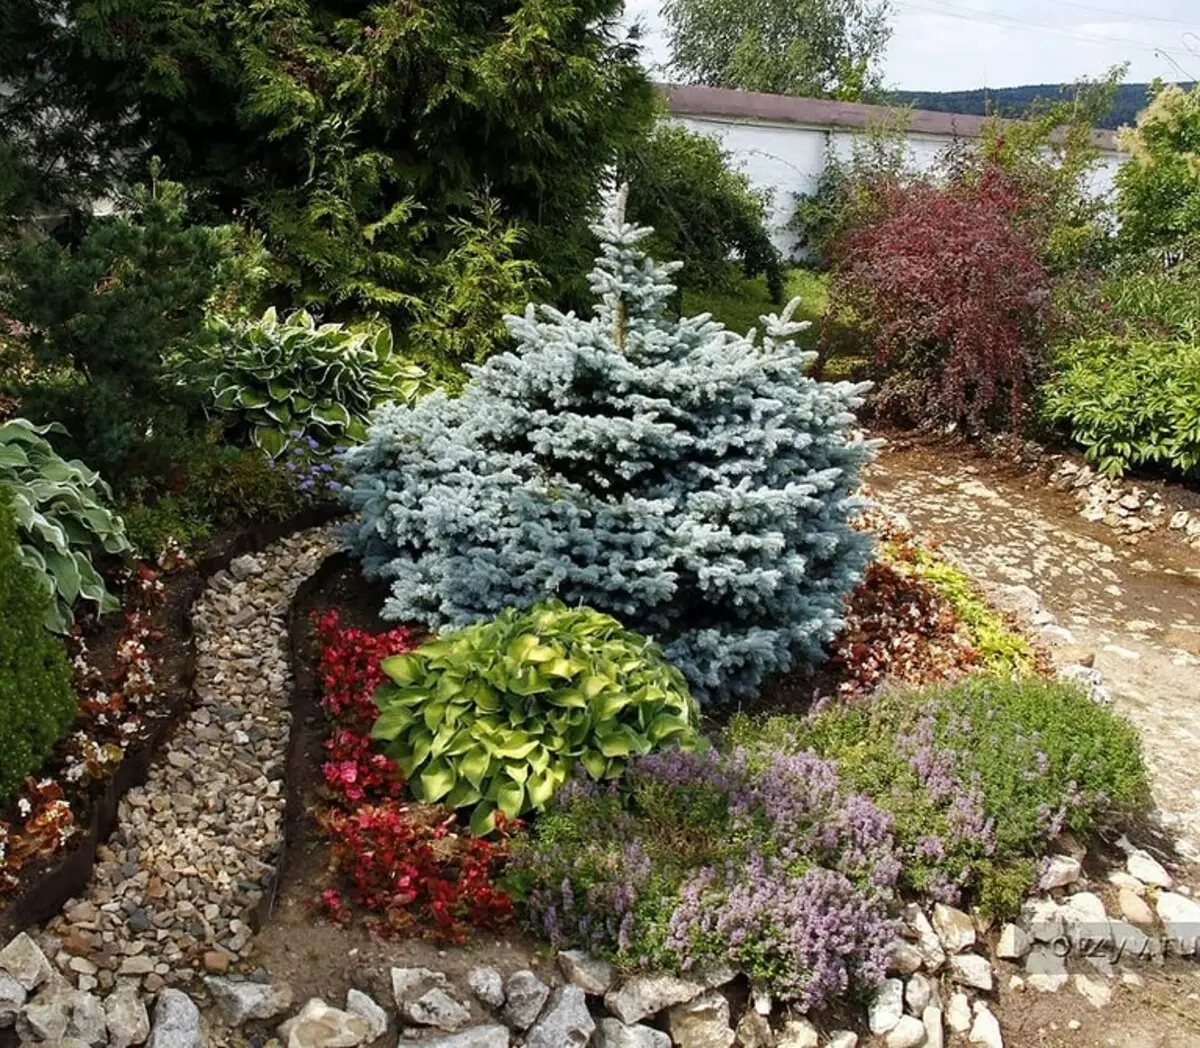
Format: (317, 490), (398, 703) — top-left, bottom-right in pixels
(622, 0), (1200, 91)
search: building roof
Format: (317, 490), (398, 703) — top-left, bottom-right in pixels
(661, 84), (1120, 152)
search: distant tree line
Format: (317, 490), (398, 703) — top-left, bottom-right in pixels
(887, 83), (1195, 130)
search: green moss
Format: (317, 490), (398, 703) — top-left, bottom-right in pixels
(0, 487), (77, 801)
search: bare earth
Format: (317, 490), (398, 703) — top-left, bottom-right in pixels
(869, 438), (1200, 1048)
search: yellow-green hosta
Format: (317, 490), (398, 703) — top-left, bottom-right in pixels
(372, 601), (700, 835)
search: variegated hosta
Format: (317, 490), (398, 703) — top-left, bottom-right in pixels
(372, 601), (700, 835)
(209, 307), (427, 457)
(0, 419), (131, 631)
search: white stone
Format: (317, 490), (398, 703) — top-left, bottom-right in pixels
(946, 993), (971, 1033)
(344, 989), (387, 1042)
(1040, 855), (1082, 889)
(501, 971), (549, 1031)
(526, 985), (595, 1048)
(666, 991), (734, 1048)
(595, 1017), (671, 1048)
(0, 970), (26, 1025)
(826, 1033), (858, 1048)
(1021, 897), (1064, 943)
(417, 1025), (511, 1048)
(1108, 871), (1145, 896)
(0, 933), (53, 992)
(1073, 974), (1112, 1009)
(968, 1003), (1003, 1048)
(886, 1014), (927, 1048)
(147, 989), (205, 1048)
(604, 975), (703, 1026)
(776, 1018), (820, 1048)
(932, 904), (976, 954)
(996, 923), (1031, 960)
(103, 984), (148, 1046)
(1008, 975), (1025, 992)
(1127, 851), (1173, 889)
(922, 1005), (943, 1048)
(903, 905), (946, 971)
(558, 951), (616, 995)
(205, 977), (293, 1026)
(905, 973), (934, 1014)
(467, 967), (505, 1009)
(276, 998), (369, 1048)
(889, 942), (924, 975)
(868, 978), (905, 1035)
(1155, 891), (1200, 940)
(948, 954), (993, 992)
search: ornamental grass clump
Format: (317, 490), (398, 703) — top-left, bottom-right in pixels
(509, 745), (899, 1010)
(343, 186), (873, 705)
(372, 600), (698, 835)
(732, 674), (1150, 915)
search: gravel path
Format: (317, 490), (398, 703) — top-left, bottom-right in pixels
(42, 527), (338, 996)
(868, 442), (1200, 863)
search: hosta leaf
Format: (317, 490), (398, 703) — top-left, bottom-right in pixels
(527, 769), (556, 808)
(382, 654), (421, 684)
(371, 705), (416, 740)
(495, 778), (525, 818)
(469, 803), (497, 836)
(459, 746), (492, 789)
(580, 751), (608, 779)
(416, 758), (456, 802)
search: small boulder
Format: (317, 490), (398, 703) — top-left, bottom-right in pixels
(399, 1023), (510, 1048)
(1155, 891), (1200, 940)
(407, 988), (472, 1032)
(777, 1019), (818, 1048)
(0, 970), (26, 1025)
(501, 970), (549, 1031)
(889, 942), (924, 975)
(604, 974), (704, 1025)
(205, 976), (293, 1026)
(949, 954), (993, 992)
(968, 1002), (1003, 1047)
(104, 986), (150, 1048)
(667, 991), (735, 1048)
(903, 905), (947, 971)
(1024, 946), (1068, 993)
(557, 951), (616, 995)
(885, 1015), (926, 1048)
(905, 973), (934, 1014)
(868, 978), (904, 1035)
(946, 993), (971, 1033)
(1118, 888), (1155, 928)
(0, 933), (54, 992)
(996, 924), (1031, 961)
(67, 991), (107, 1046)
(1127, 851), (1172, 889)
(19, 990), (72, 1042)
(146, 989), (204, 1048)
(923, 1005), (944, 1048)
(345, 989), (388, 1042)
(525, 985), (594, 1048)
(1040, 855), (1082, 890)
(932, 904), (976, 954)
(1073, 974), (1112, 1009)
(826, 1034), (858, 1048)
(467, 967), (505, 1009)
(595, 1016), (671, 1048)
(734, 1009), (773, 1048)
(276, 998), (370, 1048)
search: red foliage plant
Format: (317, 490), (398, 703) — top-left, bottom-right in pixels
(828, 165), (1051, 429)
(310, 609), (516, 940)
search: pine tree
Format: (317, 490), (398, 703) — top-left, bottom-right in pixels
(344, 188), (874, 704)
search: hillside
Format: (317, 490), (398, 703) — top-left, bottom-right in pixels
(887, 82), (1193, 130)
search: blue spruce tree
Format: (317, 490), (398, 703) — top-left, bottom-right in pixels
(343, 187), (874, 704)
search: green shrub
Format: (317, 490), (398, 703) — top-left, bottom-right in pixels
(199, 308), (427, 458)
(0, 488), (77, 802)
(372, 601), (699, 834)
(119, 441), (309, 557)
(1043, 335), (1200, 477)
(2, 170), (240, 481)
(0, 418), (132, 630)
(729, 675), (1149, 915)
(621, 123), (785, 302)
(405, 196), (545, 389)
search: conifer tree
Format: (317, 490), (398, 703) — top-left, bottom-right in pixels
(344, 188), (874, 704)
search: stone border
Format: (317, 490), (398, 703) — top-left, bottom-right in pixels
(0, 505), (343, 943)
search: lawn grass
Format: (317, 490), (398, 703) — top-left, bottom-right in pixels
(682, 268), (829, 350)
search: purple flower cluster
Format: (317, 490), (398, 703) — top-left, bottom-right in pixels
(665, 859), (897, 1012)
(516, 746), (901, 1010)
(271, 432), (345, 497)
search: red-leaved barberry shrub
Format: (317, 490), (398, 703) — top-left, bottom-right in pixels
(828, 166), (1051, 430)
(310, 610), (516, 940)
